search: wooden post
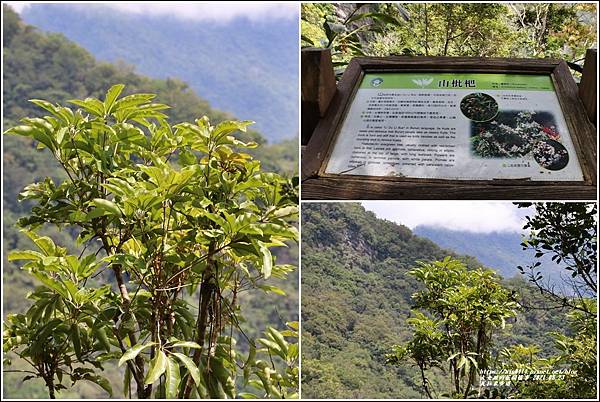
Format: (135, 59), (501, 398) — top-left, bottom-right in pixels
(579, 49), (596, 125)
(301, 47), (337, 145)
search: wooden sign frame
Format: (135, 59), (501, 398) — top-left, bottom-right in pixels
(301, 56), (597, 200)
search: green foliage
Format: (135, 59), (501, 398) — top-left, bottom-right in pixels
(242, 322), (299, 399)
(301, 203), (456, 398)
(494, 202), (598, 399)
(387, 257), (519, 398)
(301, 3), (597, 74)
(302, 3), (408, 72)
(3, 4), (296, 218)
(498, 300), (597, 398)
(516, 202), (597, 306)
(3, 86), (298, 399)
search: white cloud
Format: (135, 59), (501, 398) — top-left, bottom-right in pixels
(362, 201), (527, 233)
(5, 1), (29, 13)
(6, 2), (299, 22)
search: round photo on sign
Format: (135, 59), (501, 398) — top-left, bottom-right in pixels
(533, 139), (569, 170)
(460, 92), (499, 122)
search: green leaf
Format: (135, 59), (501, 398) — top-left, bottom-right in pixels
(118, 342), (156, 367)
(104, 84), (125, 114)
(29, 99), (69, 122)
(169, 341), (202, 349)
(92, 198), (122, 217)
(258, 338), (286, 360)
(258, 285), (286, 296)
(5, 125), (56, 151)
(63, 280), (80, 302)
(467, 356), (479, 370)
(85, 208), (109, 221)
(56, 127), (67, 144)
(68, 98), (104, 117)
(84, 374), (113, 396)
(4, 124), (35, 137)
(123, 366), (131, 398)
(267, 327), (288, 355)
(212, 120), (254, 140)
(272, 206), (298, 219)
(145, 350), (167, 385)
(8, 250), (44, 261)
(113, 93), (156, 112)
(257, 242), (272, 279)
(95, 327), (112, 353)
(71, 323), (82, 360)
(172, 352), (202, 388)
(24, 231), (56, 256)
(165, 356), (181, 399)
(243, 341), (256, 383)
(30, 272), (69, 299)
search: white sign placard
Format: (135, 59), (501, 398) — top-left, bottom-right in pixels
(325, 73), (584, 181)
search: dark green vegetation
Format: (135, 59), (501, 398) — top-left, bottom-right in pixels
(301, 203), (595, 399)
(460, 93), (498, 122)
(302, 3), (597, 74)
(21, 3), (298, 141)
(3, 6), (298, 399)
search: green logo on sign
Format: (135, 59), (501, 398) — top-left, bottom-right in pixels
(371, 78), (384, 87)
(412, 77), (434, 88)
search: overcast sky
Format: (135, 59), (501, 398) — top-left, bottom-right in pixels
(362, 201), (529, 233)
(6, 2), (299, 22)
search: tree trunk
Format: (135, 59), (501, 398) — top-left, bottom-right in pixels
(443, 5), (454, 56)
(419, 363), (433, 398)
(182, 243), (217, 398)
(45, 376), (56, 399)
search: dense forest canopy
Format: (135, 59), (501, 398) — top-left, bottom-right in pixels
(301, 3), (597, 75)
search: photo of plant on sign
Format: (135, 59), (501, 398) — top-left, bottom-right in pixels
(469, 110), (571, 171)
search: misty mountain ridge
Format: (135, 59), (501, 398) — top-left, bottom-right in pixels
(413, 224), (567, 289)
(21, 3), (298, 142)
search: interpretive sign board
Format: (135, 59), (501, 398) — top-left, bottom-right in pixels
(326, 73), (583, 180)
(302, 57), (597, 199)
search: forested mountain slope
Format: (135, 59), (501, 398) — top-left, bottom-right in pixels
(21, 3), (298, 141)
(301, 203), (569, 399)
